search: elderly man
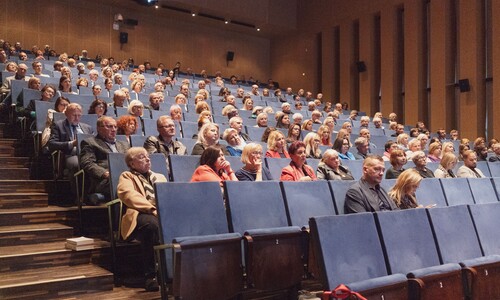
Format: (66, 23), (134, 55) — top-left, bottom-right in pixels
(229, 116), (251, 143)
(80, 117), (130, 202)
(353, 137), (369, 160)
(235, 88), (245, 99)
(359, 116), (370, 128)
(359, 128), (376, 152)
(179, 83), (190, 98)
(372, 117), (384, 129)
(489, 143), (500, 162)
(108, 90), (127, 116)
(292, 113), (303, 125)
(391, 124), (405, 137)
(412, 151), (435, 178)
(146, 92), (161, 116)
(457, 150), (485, 178)
(344, 155), (398, 213)
(118, 147), (167, 291)
(281, 102), (292, 115)
(32, 61), (49, 77)
(0, 63), (28, 95)
(250, 84), (260, 96)
(144, 116), (187, 159)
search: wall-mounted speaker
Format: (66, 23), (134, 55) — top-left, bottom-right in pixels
(120, 32), (128, 44)
(356, 61), (367, 72)
(458, 79), (470, 92)
(226, 51), (234, 61)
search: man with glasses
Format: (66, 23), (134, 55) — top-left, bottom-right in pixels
(143, 115), (187, 160)
(80, 116), (130, 203)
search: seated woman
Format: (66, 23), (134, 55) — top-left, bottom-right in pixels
(223, 128), (244, 157)
(275, 113), (290, 129)
(385, 149), (407, 179)
(190, 145), (238, 187)
(301, 119), (313, 132)
(117, 115), (138, 146)
(412, 151), (435, 178)
(18, 84), (56, 119)
(427, 142), (442, 162)
(333, 137), (355, 160)
(316, 149), (354, 180)
(235, 143), (273, 181)
(88, 99), (108, 118)
(388, 169), (433, 209)
(397, 133), (410, 151)
(195, 101), (211, 114)
(41, 96), (70, 150)
(286, 123), (301, 145)
(128, 100), (144, 118)
(265, 130), (290, 158)
(57, 76), (75, 95)
(317, 125), (332, 146)
(303, 132), (322, 159)
(15, 77), (41, 112)
(191, 123), (228, 155)
(242, 96), (254, 111)
(405, 138), (422, 160)
(280, 141), (317, 181)
(434, 152), (458, 178)
(255, 112), (268, 128)
(117, 147), (168, 291)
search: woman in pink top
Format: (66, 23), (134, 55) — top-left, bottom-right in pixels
(191, 145), (238, 187)
(280, 141), (317, 181)
(265, 130), (290, 158)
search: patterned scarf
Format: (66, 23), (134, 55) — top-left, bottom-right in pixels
(132, 170), (158, 206)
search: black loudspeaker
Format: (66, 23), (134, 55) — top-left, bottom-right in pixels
(356, 61), (367, 72)
(120, 32), (128, 44)
(226, 51), (234, 61)
(124, 19), (139, 26)
(458, 79), (470, 92)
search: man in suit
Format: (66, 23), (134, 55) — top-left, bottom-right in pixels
(457, 150), (485, 178)
(344, 155), (399, 213)
(80, 116), (130, 202)
(118, 147), (167, 291)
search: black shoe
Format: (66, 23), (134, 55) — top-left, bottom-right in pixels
(145, 277), (159, 292)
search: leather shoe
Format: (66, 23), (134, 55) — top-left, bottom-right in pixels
(145, 277), (159, 292)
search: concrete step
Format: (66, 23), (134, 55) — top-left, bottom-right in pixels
(0, 264), (113, 300)
(0, 223), (73, 246)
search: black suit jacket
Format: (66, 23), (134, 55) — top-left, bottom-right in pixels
(79, 135), (130, 180)
(48, 119), (93, 155)
(344, 178), (398, 213)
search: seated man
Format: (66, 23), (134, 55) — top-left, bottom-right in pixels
(353, 137), (369, 160)
(108, 89), (127, 116)
(144, 115), (187, 158)
(344, 155), (398, 213)
(48, 103), (93, 200)
(457, 150), (485, 178)
(0, 63), (29, 106)
(489, 143), (500, 162)
(118, 147), (167, 291)
(80, 116), (130, 202)
(146, 92), (161, 116)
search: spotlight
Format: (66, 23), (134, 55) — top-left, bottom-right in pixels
(155, 5), (158, 9)
(257, 28), (261, 31)
(191, 13), (196, 17)
(225, 20), (229, 24)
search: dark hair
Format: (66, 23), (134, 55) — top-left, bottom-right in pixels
(88, 99), (108, 115)
(200, 145), (222, 172)
(333, 137), (348, 152)
(384, 140), (395, 151)
(287, 123), (301, 139)
(54, 96), (70, 112)
(276, 113), (289, 129)
(288, 141), (306, 155)
(58, 76), (72, 92)
(261, 126), (277, 143)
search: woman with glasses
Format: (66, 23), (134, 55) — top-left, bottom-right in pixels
(88, 99), (108, 118)
(235, 143), (273, 181)
(333, 137), (355, 160)
(412, 151), (435, 178)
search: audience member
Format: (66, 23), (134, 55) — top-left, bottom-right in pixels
(191, 123), (228, 155)
(116, 115), (138, 145)
(385, 149), (407, 179)
(316, 149), (354, 180)
(411, 151), (435, 178)
(457, 150), (485, 178)
(223, 128), (244, 157)
(427, 142), (442, 162)
(434, 152), (457, 178)
(333, 137), (355, 160)
(144, 115), (187, 160)
(388, 169), (428, 209)
(265, 130), (289, 158)
(303, 132), (322, 159)
(280, 141), (317, 181)
(190, 145), (238, 187)
(229, 116), (251, 142)
(489, 143), (500, 162)
(353, 137), (369, 160)
(235, 143), (273, 181)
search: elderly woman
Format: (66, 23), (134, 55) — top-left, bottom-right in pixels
(235, 143), (273, 181)
(280, 141), (317, 181)
(191, 123), (228, 155)
(412, 150), (435, 178)
(434, 152), (458, 178)
(255, 112), (268, 128)
(117, 115), (138, 145)
(303, 132), (322, 159)
(397, 133), (410, 151)
(196, 110), (212, 131)
(117, 147), (167, 292)
(316, 149), (354, 180)
(265, 130), (290, 158)
(223, 128), (244, 157)
(388, 169), (427, 209)
(190, 145), (238, 187)
(128, 100), (144, 117)
(416, 133), (429, 150)
(88, 99), (108, 117)
(405, 138), (422, 160)
(427, 142), (442, 162)
(333, 137), (355, 160)
(385, 149), (407, 179)
(169, 104), (182, 122)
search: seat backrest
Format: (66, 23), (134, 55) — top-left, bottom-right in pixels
(141, 118), (157, 137)
(180, 121), (198, 140)
(440, 178), (474, 206)
(168, 155), (200, 182)
(380, 179), (396, 192)
(21, 88), (42, 107)
(487, 162), (500, 177)
(108, 153), (128, 200)
(475, 161), (491, 177)
(245, 126), (267, 142)
(309, 213), (389, 290)
(491, 177), (500, 201)
(416, 178), (447, 207)
(427, 205), (483, 264)
(375, 208), (441, 274)
(224, 155), (244, 172)
(329, 180), (356, 214)
(281, 181), (336, 227)
(130, 135), (147, 147)
(11, 79), (28, 102)
(34, 100), (55, 132)
(339, 160), (363, 180)
(225, 181), (288, 233)
(265, 157), (291, 180)
(468, 202), (500, 256)
(467, 178), (498, 204)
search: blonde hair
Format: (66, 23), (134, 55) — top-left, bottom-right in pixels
(267, 130), (285, 151)
(241, 143), (263, 165)
(388, 169), (422, 208)
(440, 152), (457, 170)
(317, 125), (332, 146)
(197, 122), (219, 146)
(303, 132), (321, 158)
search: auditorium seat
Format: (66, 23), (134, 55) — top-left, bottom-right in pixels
(245, 126), (266, 142)
(329, 180), (356, 214)
(416, 178), (447, 207)
(19, 88), (42, 107)
(440, 178), (474, 206)
(468, 202), (500, 256)
(265, 157), (291, 179)
(154, 182), (242, 299)
(179, 121), (198, 139)
(375, 209), (464, 299)
(487, 162), (500, 177)
(340, 160), (363, 180)
(491, 177), (500, 200)
(428, 205), (500, 299)
(129, 135), (147, 148)
(141, 118), (157, 137)
(475, 161), (491, 177)
(309, 214), (408, 298)
(168, 155), (199, 182)
(467, 178), (499, 204)
(224, 181), (304, 292)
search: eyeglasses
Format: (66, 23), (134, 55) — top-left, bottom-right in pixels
(101, 124), (117, 129)
(251, 151), (263, 156)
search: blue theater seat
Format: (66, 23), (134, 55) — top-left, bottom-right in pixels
(467, 178), (499, 204)
(168, 155), (199, 182)
(416, 178), (447, 207)
(329, 180), (356, 214)
(440, 178), (474, 206)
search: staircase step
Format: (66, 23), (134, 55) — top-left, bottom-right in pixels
(0, 223), (73, 246)
(0, 168), (30, 180)
(0, 240), (110, 273)
(0, 206), (79, 226)
(64, 285), (162, 299)
(0, 157), (30, 168)
(0, 192), (48, 209)
(0, 180), (52, 194)
(0, 264), (113, 300)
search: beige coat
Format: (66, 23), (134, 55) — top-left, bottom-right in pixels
(117, 171), (167, 240)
